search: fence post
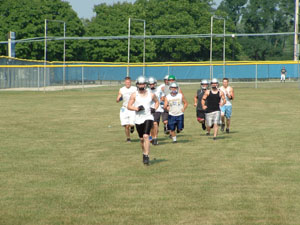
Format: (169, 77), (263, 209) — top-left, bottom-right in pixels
(38, 66), (40, 91)
(255, 64), (258, 89)
(82, 66), (84, 91)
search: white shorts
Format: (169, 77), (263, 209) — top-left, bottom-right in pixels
(205, 111), (221, 127)
(120, 107), (135, 126)
(281, 74), (285, 81)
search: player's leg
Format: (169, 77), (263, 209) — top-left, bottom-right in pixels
(142, 120), (153, 165)
(136, 123), (149, 164)
(220, 105), (226, 132)
(168, 115), (177, 143)
(152, 112), (161, 145)
(162, 111), (169, 134)
(213, 111), (221, 140)
(205, 112), (213, 135)
(120, 108), (131, 142)
(175, 115), (184, 142)
(125, 125), (131, 141)
(225, 105), (232, 133)
(197, 110), (206, 131)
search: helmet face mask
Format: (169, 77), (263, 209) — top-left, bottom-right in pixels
(201, 79), (209, 90)
(210, 78), (219, 88)
(148, 77), (157, 90)
(169, 82), (179, 95)
(136, 76), (147, 91)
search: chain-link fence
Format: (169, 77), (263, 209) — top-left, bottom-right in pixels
(0, 56), (299, 90)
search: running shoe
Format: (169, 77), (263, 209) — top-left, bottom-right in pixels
(221, 123), (225, 132)
(143, 155), (150, 165)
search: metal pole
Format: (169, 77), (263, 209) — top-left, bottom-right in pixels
(63, 22), (66, 91)
(294, 0), (299, 61)
(44, 19), (47, 93)
(82, 66), (84, 91)
(223, 19), (226, 78)
(255, 64), (258, 89)
(127, 18), (131, 77)
(210, 16), (213, 80)
(143, 20), (146, 77)
(38, 66), (40, 91)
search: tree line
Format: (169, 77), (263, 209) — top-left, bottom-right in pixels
(0, 0), (296, 62)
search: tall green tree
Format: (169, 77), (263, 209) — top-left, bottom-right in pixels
(221, 0), (295, 60)
(0, 0), (85, 61)
(86, 0), (236, 62)
(85, 2), (157, 62)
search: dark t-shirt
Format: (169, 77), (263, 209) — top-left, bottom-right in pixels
(281, 68), (287, 74)
(196, 89), (206, 111)
(206, 90), (221, 113)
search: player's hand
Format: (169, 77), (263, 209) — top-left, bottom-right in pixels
(181, 108), (185, 113)
(137, 105), (145, 112)
(202, 105), (207, 110)
(194, 103), (197, 107)
(150, 108), (156, 114)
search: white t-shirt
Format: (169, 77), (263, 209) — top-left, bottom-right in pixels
(149, 87), (164, 113)
(134, 90), (154, 124)
(166, 93), (184, 116)
(119, 86), (137, 107)
(219, 86), (232, 106)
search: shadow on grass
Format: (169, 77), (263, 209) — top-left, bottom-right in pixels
(150, 158), (168, 165)
(208, 136), (232, 140)
(153, 138), (192, 145)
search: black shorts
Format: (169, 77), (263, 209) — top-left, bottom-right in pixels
(196, 109), (206, 120)
(136, 120), (153, 138)
(153, 112), (161, 124)
(161, 111), (169, 122)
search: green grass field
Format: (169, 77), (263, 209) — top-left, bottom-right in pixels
(1, 82), (300, 225)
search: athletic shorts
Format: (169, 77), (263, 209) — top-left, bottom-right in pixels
(220, 105), (232, 119)
(161, 110), (169, 122)
(168, 114), (184, 131)
(196, 109), (206, 121)
(205, 111), (221, 127)
(120, 107), (135, 126)
(153, 112), (161, 124)
(136, 120), (153, 138)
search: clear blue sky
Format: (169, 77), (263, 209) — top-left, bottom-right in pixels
(66, 0), (222, 19)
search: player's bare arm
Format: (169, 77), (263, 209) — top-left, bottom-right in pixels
(220, 91), (226, 106)
(116, 91), (122, 103)
(228, 87), (234, 100)
(194, 94), (198, 107)
(201, 90), (209, 110)
(182, 94), (188, 112)
(164, 98), (169, 111)
(152, 93), (159, 110)
(127, 93), (138, 111)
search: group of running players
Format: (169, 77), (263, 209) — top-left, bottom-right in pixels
(116, 75), (234, 165)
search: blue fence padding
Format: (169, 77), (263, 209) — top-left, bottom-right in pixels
(51, 63), (299, 82)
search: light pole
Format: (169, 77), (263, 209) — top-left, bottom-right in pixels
(294, 0), (299, 61)
(44, 19), (66, 91)
(127, 18), (146, 77)
(210, 16), (226, 80)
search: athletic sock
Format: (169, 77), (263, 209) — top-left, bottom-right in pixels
(172, 136), (177, 142)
